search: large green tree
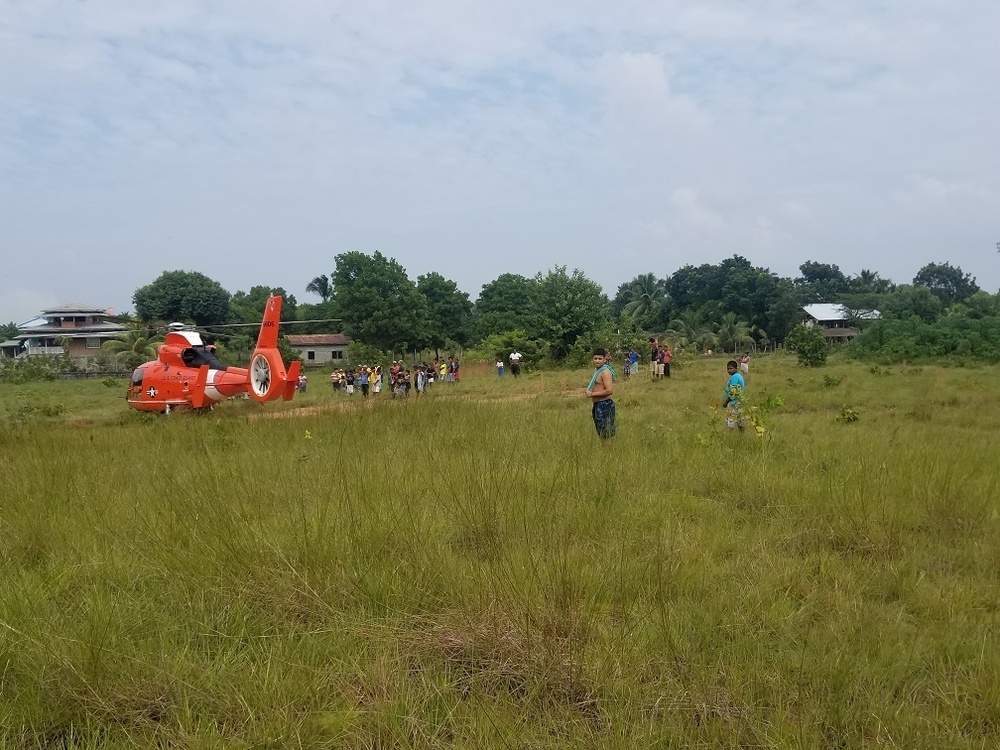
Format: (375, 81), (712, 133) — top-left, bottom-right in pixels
(133, 270), (231, 325)
(229, 286), (298, 324)
(474, 273), (536, 341)
(0, 322), (18, 341)
(796, 261), (850, 302)
(527, 267), (610, 359)
(882, 285), (943, 324)
(913, 262), (979, 307)
(331, 251), (428, 352)
(417, 272), (473, 354)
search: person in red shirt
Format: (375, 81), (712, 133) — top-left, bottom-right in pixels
(661, 344), (673, 378)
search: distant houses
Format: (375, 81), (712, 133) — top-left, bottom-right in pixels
(286, 334), (351, 366)
(802, 303), (881, 343)
(1, 304), (126, 360)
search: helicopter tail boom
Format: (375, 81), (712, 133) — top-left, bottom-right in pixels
(246, 295), (297, 403)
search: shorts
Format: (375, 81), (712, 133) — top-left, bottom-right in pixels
(649, 361), (657, 375)
(592, 398), (617, 439)
(655, 363), (665, 377)
(725, 403), (745, 430)
(740, 364), (749, 375)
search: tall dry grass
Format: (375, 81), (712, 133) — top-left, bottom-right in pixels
(0, 354), (997, 747)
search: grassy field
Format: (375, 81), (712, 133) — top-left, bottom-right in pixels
(0, 354), (998, 748)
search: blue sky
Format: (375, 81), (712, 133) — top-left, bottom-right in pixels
(2, 0), (999, 322)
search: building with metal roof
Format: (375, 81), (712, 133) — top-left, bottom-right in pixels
(2, 304), (126, 359)
(802, 304), (881, 343)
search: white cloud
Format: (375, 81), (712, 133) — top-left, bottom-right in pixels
(1, 0), (999, 323)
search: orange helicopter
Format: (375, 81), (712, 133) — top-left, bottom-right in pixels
(126, 295), (301, 413)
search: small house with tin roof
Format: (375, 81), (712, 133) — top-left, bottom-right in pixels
(802, 303), (881, 343)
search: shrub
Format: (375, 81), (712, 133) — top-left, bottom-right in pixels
(784, 324), (828, 367)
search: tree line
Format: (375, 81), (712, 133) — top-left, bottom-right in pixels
(58, 254), (997, 366)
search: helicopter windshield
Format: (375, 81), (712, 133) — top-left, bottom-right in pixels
(131, 368), (144, 386)
(180, 346), (228, 371)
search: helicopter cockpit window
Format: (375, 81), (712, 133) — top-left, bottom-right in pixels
(180, 346), (228, 371)
(131, 369), (145, 386)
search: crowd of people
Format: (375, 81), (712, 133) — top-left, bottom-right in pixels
(326, 356), (463, 399)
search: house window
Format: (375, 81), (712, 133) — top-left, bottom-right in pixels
(331, 350), (343, 360)
(86, 337), (101, 349)
(307, 350), (316, 361)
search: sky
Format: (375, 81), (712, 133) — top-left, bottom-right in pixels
(2, 0), (999, 323)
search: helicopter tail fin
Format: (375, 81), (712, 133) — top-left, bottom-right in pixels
(257, 295), (282, 349)
(246, 295), (300, 403)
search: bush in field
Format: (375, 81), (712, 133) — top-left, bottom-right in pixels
(784, 324), (828, 367)
(848, 315), (1000, 363)
(0, 356), (61, 383)
(346, 340), (392, 367)
(473, 329), (547, 369)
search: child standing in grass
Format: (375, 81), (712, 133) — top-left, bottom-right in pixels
(585, 348), (617, 441)
(723, 359), (746, 432)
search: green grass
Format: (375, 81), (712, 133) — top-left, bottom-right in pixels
(0, 354), (997, 748)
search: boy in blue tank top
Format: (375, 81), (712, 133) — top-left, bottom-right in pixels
(724, 359), (746, 432)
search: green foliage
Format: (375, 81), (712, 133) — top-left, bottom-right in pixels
(0, 356), (79, 383)
(882, 285), (943, 324)
(527, 266), (610, 360)
(665, 309), (718, 352)
(293, 300), (341, 334)
(305, 274), (332, 302)
(417, 271), (474, 351)
(276, 335), (301, 366)
(836, 405), (861, 423)
(823, 374), (844, 388)
(229, 286), (298, 324)
(474, 273), (536, 341)
(913, 262), (979, 307)
(715, 312), (754, 353)
(133, 270), (231, 325)
(331, 250), (428, 352)
(796, 260), (851, 301)
(472, 329), (546, 369)
(849, 315), (1000, 363)
(346, 340), (391, 367)
(784, 324), (828, 367)
(617, 273), (669, 330)
(0, 321), (18, 341)
(101, 325), (162, 370)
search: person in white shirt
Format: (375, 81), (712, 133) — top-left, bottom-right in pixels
(509, 350), (522, 377)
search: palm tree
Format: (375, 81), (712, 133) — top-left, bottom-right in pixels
(715, 312), (754, 352)
(855, 269), (890, 294)
(102, 326), (161, 367)
(622, 273), (667, 325)
(666, 311), (718, 352)
(305, 274), (332, 302)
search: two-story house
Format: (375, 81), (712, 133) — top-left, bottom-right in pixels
(1, 304), (127, 359)
(802, 304), (881, 343)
